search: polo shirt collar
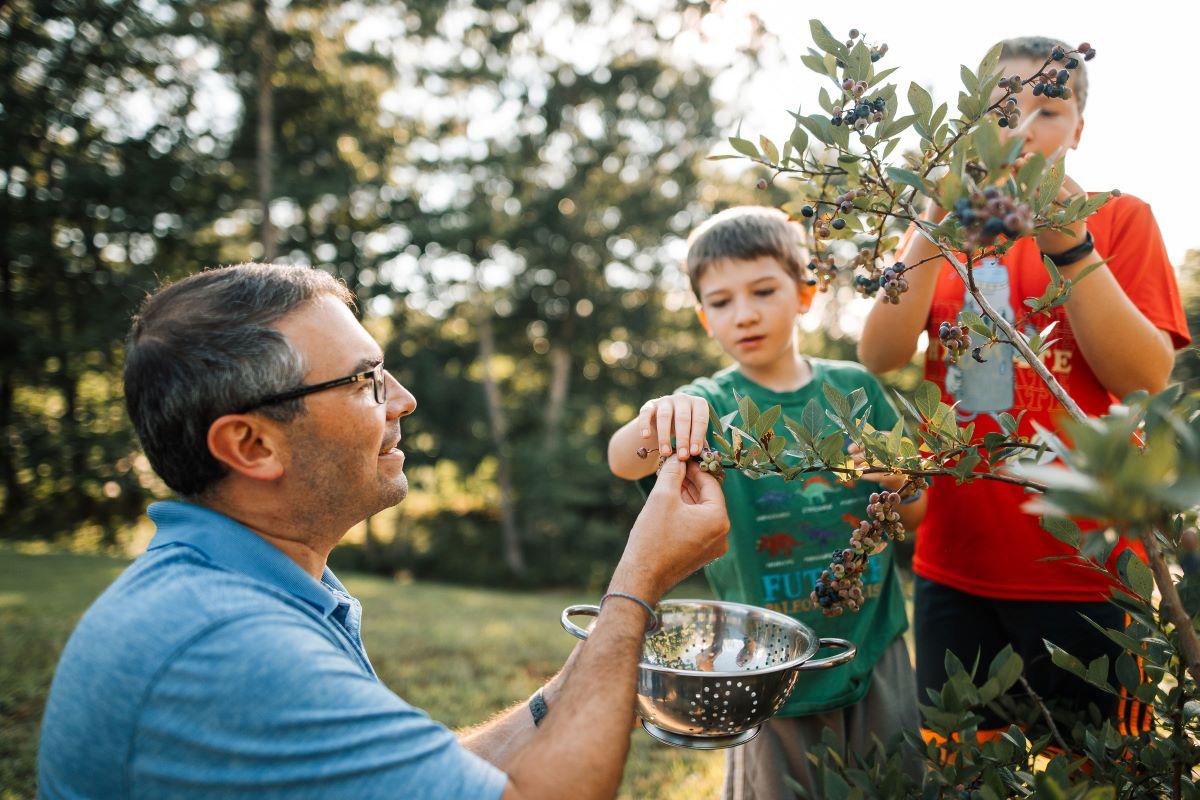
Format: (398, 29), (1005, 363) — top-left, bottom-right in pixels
(146, 500), (340, 618)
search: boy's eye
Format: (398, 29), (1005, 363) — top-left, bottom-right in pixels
(709, 299), (729, 309)
(754, 288), (776, 297)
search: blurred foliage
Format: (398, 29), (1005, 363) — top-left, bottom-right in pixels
(0, 0), (789, 587)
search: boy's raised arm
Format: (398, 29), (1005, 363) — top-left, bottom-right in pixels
(858, 208), (947, 374)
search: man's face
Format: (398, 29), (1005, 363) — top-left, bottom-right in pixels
(273, 294), (416, 525)
(697, 256), (810, 371)
(994, 56), (1085, 159)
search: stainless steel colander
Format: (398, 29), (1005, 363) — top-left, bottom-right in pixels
(561, 599), (856, 750)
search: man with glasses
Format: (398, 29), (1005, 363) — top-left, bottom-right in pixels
(38, 263), (731, 799)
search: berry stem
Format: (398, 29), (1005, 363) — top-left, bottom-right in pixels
(1143, 526), (1200, 686)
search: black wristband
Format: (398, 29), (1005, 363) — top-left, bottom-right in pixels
(528, 688), (548, 726)
(1042, 230), (1094, 267)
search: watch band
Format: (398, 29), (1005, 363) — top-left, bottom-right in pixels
(528, 688), (548, 726)
(1042, 230), (1094, 267)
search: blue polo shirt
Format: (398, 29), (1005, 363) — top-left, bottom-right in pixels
(38, 501), (507, 799)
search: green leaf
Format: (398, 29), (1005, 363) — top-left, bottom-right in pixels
(1036, 159), (1065, 213)
(754, 405), (782, 440)
(976, 42), (1005, 82)
(1016, 151), (1046, 192)
(822, 382), (851, 418)
(1115, 549), (1154, 602)
(759, 135), (779, 165)
(848, 387), (868, 417)
(789, 126), (809, 155)
(914, 381), (941, 420)
(907, 82), (933, 124)
(1116, 652), (1141, 692)
(957, 310), (991, 339)
(973, 121), (1005, 171)
(1040, 516), (1082, 549)
(886, 166), (925, 192)
(795, 113), (834, 146)
(729, 137), (759, 159)
(808, 19), (848, 61)
(800, 52), (831, 77)
(1045, 640), (1086, 680)
(959, 64), (979, 94)
(802, 398), (824, 439)
(738, 393), (761, 431)
(876, 114), (916, 140)
(719, 409), (739, 432)
(817, 432), (845, 466)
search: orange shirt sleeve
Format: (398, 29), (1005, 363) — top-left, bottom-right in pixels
(1092, 195), (1191, 350)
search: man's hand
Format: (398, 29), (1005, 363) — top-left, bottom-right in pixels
(635, 394), (710, 461)
(611, 456), (729, 604)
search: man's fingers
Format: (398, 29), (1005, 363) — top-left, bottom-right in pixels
(690, 400), (709, 456)
(652, 451), (686, 493)
(655, 401), (674, 457)
(674, 401), (692, 459)
(686, 460), (727, 508)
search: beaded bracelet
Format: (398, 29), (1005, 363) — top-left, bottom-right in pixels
(601, 591), (661, 634)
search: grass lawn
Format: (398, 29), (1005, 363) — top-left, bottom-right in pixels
(0, 548), (723, 799)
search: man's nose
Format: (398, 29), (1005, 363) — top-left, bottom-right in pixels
(385, 371), (416, 418)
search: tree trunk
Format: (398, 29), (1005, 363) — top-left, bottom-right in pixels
(0, 196), (23, 520)
(476, 285), (526, 577)
(543, 344), (571, 448)
(254, 0), (276, 262)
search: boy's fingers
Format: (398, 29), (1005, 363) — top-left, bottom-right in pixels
(638, 399), (656, 438)
(656, 401), (675, 456)
(674, 401), (692, 459)
(691, 399), (709, 455)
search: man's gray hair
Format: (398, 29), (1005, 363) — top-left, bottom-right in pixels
(997, 36), (1089, 111)
(124, 263), (354, 497)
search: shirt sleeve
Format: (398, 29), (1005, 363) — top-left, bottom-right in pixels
(130, 614), (508, 800)
(1095, 196), (1191, 350)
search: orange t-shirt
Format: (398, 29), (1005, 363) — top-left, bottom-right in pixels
(910, 194), (1190, 601)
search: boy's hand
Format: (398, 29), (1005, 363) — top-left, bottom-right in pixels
(637, 393), (710, 461)
(847, 443), (906, 492)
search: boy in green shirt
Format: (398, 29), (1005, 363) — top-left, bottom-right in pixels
(609, 206), (924, 798)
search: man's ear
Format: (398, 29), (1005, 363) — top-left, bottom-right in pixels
(695, 305), (713, 335)
(207, 414), (286, 483)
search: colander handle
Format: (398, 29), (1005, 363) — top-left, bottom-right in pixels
(561, 604), (601, 641)
(799, 637), (857, 670)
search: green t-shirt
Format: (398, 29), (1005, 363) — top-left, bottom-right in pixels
(640, 358), (909, 716)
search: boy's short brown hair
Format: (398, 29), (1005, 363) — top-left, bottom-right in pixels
(996, 36), (1089, 111)
(684, 206), (808, 297)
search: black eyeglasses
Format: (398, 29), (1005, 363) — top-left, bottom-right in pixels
(235, 362), (388, 414)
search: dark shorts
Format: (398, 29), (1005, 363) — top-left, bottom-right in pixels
(913, 575), (1150, 734)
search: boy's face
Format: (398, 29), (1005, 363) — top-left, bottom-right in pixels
(994, 56), (1085, 159)
(696, 256), (811, 371)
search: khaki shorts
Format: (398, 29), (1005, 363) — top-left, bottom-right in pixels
(723, 636), (919, 800)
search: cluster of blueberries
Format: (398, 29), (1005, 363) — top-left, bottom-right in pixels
(812, 482), (925, 616)
(954, 188), (1033, 248)
(833, 94), (886, 131)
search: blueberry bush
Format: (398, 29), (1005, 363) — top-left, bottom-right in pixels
(701, 21), (1199, 797)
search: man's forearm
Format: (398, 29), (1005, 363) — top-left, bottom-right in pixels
(1059, 253), (1175, 398)
(502, 600), (648, 800)
(459, 646), (580, 768)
